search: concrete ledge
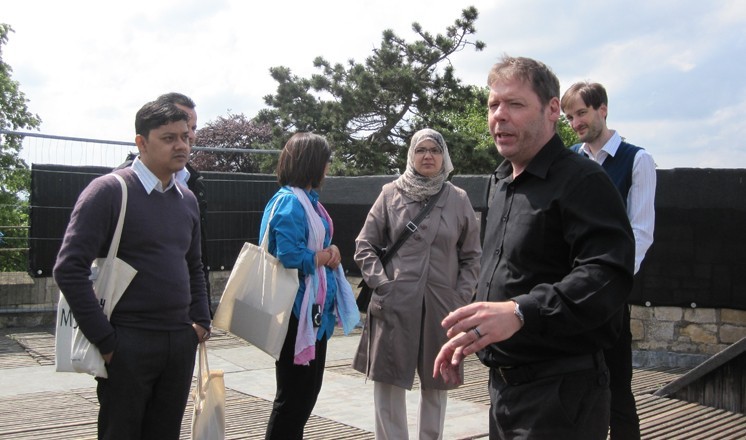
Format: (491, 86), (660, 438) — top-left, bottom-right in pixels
(633, 350), (709, 369)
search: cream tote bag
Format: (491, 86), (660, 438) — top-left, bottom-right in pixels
(191, 342), (225, 440)
(55, 173), (137, 377)
(213, 197), (299, 360)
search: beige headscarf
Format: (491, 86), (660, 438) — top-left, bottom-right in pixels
(394, 128), (454, 202)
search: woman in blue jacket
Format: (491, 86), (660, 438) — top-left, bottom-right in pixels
(260, 132), (354, 439)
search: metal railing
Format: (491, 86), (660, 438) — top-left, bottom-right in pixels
(0, 129), (281, 276)
(2, 129), (282, 157)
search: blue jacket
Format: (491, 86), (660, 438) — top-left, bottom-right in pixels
(259, 186), (337, 340)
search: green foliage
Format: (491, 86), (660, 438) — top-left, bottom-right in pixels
(0, 24), (41, 271)
(423, 85), (501, 174)
(256, 7), (485, 176)
(557, 114), (580, 148)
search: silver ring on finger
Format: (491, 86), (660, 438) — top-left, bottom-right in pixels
(472, 327), (482, 338)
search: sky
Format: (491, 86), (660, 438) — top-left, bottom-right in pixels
(3, 0), (746, 170)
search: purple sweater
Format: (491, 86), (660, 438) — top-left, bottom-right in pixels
(53, 168), (211, 354)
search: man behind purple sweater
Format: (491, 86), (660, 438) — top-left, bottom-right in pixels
(53, 100), (211, 440)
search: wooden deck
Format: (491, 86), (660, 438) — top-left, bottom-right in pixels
(0, 386), (375, 440)
(2, 328), (745, 439)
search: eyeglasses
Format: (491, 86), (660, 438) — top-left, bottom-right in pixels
(414, 147), (443, 156)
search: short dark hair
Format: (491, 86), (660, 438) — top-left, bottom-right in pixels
(156, 92), (196, 110)
(276, 132), (331, 189)
(134, 101), (188, 138)
(487, 55), (560, 107)
(560, 81), (608, 112)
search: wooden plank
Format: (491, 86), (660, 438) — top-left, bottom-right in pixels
(632, 367), (689, 395)
(655, 337), (746, 397)
(638, 395), (746, 440)
(661, 412), (746, 439)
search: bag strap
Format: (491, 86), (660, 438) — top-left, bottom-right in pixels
(380, 184), (446, 265)
(196, 342), (209, 401)
(105, 174), (128, 261)
(259, 195), (287, 251)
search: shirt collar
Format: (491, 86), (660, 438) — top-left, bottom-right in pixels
(308, 188), (319, 203)
(131, 157), (184, 197)
(282, 186), (319, 204)
(580, 130), (622, 160)
(494, 134), (566, 182)
(175, 166), (190, 186)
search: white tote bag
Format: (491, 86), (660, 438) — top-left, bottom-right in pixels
(213, 198), (299, 360)
(191, 342), (225, 440)
(54, 295), (78, 373)
(55, 173), (137, 377)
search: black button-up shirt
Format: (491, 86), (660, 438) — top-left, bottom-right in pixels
(476, 134), (634, 367)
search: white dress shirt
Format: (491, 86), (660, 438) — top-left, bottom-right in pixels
(131, 157), (184, 198)
(578, 131), (656, 274)
(175, 167), (190, 186)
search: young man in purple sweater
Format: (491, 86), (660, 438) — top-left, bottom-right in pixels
(54, 100), (212, 440)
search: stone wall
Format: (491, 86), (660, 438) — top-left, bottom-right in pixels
(631, 305), (746, 367)
(0, 272), (59, 328)
(0, 271), (233, 329)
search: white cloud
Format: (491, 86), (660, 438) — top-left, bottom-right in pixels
(617, 95), (746, 169)
(4, 0), (746, 168)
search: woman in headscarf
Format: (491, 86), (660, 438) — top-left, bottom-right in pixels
(353, 128), (482, 439)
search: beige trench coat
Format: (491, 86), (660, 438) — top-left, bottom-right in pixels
(352, 181), (481, 390)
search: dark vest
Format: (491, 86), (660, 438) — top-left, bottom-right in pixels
(571, 142), (642, 207)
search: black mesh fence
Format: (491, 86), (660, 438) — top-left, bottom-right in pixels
(6, 130), (746, 309)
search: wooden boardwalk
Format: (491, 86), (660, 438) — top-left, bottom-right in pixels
(1, 328), (745, 439)
(0, 387), (375, 440)
(0, 328), (374, 440)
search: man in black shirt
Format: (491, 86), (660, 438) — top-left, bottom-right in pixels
(434, 56), (635, 439)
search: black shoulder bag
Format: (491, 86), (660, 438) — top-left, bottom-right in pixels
(356, 185), (446, 312)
